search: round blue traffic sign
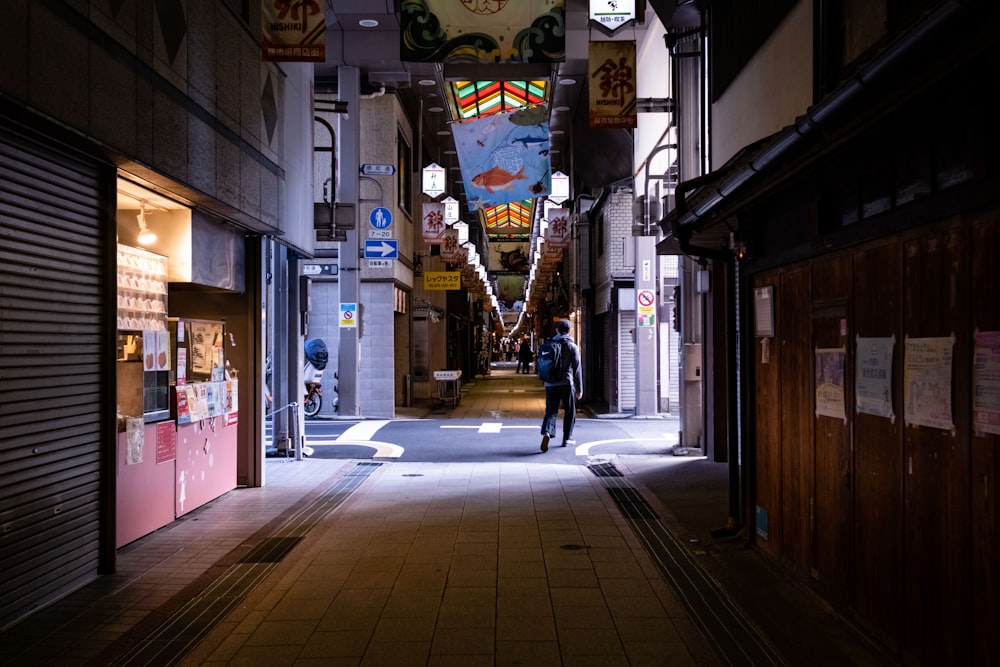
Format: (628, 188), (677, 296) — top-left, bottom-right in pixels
(369, 207), (392, 230)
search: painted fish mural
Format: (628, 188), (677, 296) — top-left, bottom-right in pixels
(452, 111), (552, 208)
(471, 165), (527, 193)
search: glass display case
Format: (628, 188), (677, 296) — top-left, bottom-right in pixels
(117, 245), (168, 331)
(116, 245), (171, 425)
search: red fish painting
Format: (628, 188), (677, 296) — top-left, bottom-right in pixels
(471, 165), (526, 193)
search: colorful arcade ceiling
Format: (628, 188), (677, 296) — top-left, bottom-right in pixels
(449, 80), (548, 120)
(482, 200), (534, 239)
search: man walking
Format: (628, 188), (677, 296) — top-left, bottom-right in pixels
(516, 337), (533, 374)
(540, 320), (582, 452)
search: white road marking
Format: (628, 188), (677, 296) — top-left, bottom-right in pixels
(574, 434), (678, 455)
(340, 420), (391, 440)
(441, 423), (538, 433)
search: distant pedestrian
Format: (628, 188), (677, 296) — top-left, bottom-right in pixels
(516, 338), (533, 374)
(539, 320), (582, 452)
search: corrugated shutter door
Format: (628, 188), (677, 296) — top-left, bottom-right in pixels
(0, 124), (107, 628)
(618, 311), (636, 411)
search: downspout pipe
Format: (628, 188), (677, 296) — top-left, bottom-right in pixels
(671, 0), (968, 236)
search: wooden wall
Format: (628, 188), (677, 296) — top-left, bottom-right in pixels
(751, 214), (999, 665)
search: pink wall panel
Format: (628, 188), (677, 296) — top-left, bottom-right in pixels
(175, 420), (238, 517)
(116, 424), (176, 548)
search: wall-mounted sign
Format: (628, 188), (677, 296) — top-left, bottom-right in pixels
(369, 207), (392, 230)
(422, 162), (446, 197)
(363, 239), (399, 259)
(339, 303), (357, 328)
(424, 271), (462, 291)
(302, 263), (338, 276)
(361, 164), (396, 176)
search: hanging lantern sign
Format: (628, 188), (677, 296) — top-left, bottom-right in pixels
(422, 163), (446, 198)
(549, 171), (570, 204)
(452, 220), (469, 245)
(442, 196), (460, 223)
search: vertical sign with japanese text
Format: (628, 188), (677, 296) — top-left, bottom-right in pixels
(261, 0), (326, 62)
(588, 40), (637, 129)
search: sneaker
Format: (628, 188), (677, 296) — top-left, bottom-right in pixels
(540, 435), (550, 452)
(561, 439), (576, 447)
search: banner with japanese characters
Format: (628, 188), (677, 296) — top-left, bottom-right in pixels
(261, 0), (325, 62)
(588, 40), (637, 128)
(422, 202), (446, 243)
(545, 207), (571, 248)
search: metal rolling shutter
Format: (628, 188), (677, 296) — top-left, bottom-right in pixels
(0, 123), (108, 629)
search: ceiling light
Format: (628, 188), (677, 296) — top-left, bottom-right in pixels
(428, 106), (444, 112)
(136, 203), (157, 245)
(418, 79), (436, 86)
(551, 129), (564, 135)
(444, 150), (457, 155)
(358, 19), (379, 28)
(554, 105), (570, 112)
(437, 130), (451, 135)
(558, 78), (576, 86)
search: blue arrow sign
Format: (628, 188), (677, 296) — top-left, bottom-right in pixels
(364, 239), (398, 259)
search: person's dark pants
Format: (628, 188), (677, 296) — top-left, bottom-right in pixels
(541, 384), (576, 442)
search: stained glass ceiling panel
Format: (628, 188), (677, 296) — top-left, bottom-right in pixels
(482, 200), (534, 237)
(450, 80), (548, 120)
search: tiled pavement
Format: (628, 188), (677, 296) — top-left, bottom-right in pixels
(0, 365), (888, 666)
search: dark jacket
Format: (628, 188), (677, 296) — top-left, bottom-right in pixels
(542, 333), (583, 393)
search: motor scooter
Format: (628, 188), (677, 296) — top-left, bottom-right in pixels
(303, 363), (324, 418)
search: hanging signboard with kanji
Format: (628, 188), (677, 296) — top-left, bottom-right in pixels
(442, 196), (460, 223)
(422, 163), (446, 198)
(422, 202), (446, 243)
(589, 40), (637, 129)
(549, 171), (570, 204)
(261, 0), (326, 62)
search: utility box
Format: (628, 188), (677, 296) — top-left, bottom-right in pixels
(683, 343), (702, 381)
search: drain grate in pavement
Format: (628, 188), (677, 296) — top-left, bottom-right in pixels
(102, 462), (381, 667)
(606, 487), (660, 519)
(588, 462), (786, 667)
(589, 461), (623, 477)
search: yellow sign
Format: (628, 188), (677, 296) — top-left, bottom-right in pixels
(424, 271), (462, 291)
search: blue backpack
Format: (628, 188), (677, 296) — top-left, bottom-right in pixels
(536, 338), (570, 382)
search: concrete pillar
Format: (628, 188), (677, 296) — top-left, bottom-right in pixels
(337, 67), (361, 416)
(634, 235), (658, 416)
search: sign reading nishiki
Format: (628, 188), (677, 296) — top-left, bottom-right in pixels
(545, 208), (571, 248)
(261, 0), (326, 62)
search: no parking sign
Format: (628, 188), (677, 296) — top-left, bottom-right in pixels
(340, 303), (357, 328)
(637, 288), (656, 327)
